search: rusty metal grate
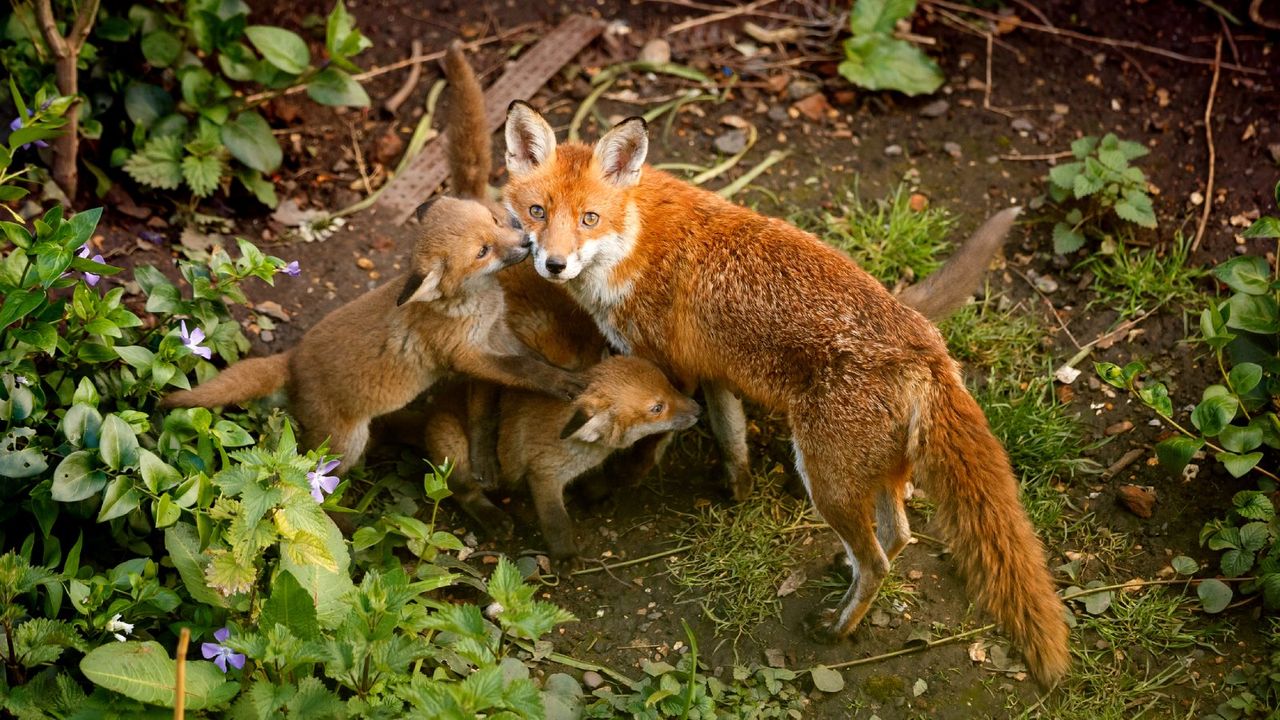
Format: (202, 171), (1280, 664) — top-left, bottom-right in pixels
(375, 14), (607, 225)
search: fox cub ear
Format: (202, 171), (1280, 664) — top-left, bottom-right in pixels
(505, 101), (557, 177)
(594, 117), (648, 188)
(560, 409), (612, 443)
(397, 261), (444, 305)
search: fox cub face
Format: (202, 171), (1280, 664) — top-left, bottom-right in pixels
(503, 101), (649, 282)
(399, 196), (532, 305)
(559, 356), (700, 448)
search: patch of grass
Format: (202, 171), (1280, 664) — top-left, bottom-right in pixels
(814, 566), (917, 612)
(1083, 233), (1206, 318)
(941, 289), (1043, 378)
(794, 183), (956, 288)
(667, 485), (809, 640)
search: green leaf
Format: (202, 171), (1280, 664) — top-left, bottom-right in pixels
(124, 135), (184, 190)
(80, 641), (236, 710)
(60, 403), (103, 447)
(245, 26), (310, 74)
(164, 524), (231, 608)
(326, 0), (372, 68)
(235, 167), (278, 207)
(1070, 136), (1098, 159)
(1171, 555), (1198, 575)
(849, 0), (917, 35)
(276, 515), (354, 629)
(139, 449), (181, 493)
(1238, 522), (1270, 553)
(1072, 171), (1105, 199)
(51, 451), (107, 502)
(141, 30), (182, 67)
(1116, 139), (1149, 160)
(838, 34), (944, 97)
(0, 290), (46, 331)
(1233, 490), (1275, 520)
(1196, 578), (1232, 613)
(99, 415), (141, 470)
(213, 420), (254, 448)
(221, 112), (282, 173)
(1113, 190), (1157, 228)
(1219, 424), (1263, 454)
(1047, 161), (1083, 190)
(1261, 572), (1280, 610)
(1155, 436), (1204, 474)
(1083, 580), (1112, 614)
(1242, 216), (1280, 239)
(115, 345), (156, 370)
(306, 68), (370, 107)
(1052, 222), (1086, 255)
(97, 477), (141, 522)
(810, 665), (845, 693)
(1217, 450), (1263, 478)
(153, 494), (182, 528)
(1220, 548), (1254, 578)
(1097, 148), (1128, 171)
(1213, 256), (1272, 295)
(261, 569), (320, 640)
(1226, 293), (1280, 334)
(1192, 394), (1238, 436)
(182, 153), (224, 198)
(1228, 362), (1263, 394)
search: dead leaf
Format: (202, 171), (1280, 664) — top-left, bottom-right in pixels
(968, 641), (987, 663)
(1117, 484), (1156, 518)
(254, 301), (291, 322)
(776, 568), (806, 597)
(792, 93), (831, 122)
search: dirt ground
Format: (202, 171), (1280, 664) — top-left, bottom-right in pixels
(84, 0), (1280, 716)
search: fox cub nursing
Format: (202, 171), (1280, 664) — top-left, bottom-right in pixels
(161, 195), (583, 467)
(501, 103), (1070, 686)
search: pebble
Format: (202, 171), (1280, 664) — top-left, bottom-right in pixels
(1105, 420), (1134, 436)
(908, 193), (928, 212)
(787, 78), (821, 101)
(1011, 117), (1033, 133)
(919, 99), (949, 118)
(767, 105), (789, 123)
(260, 330), (274, 343)
(583, 671), (604, 689)
(1032, 274), (1059, 293)
(356, 257), (374, 270)
(943, 141), (962, 158)
(638, 38), (671, 64)
(714, 129), (748, 154)
(884, 144), (903, 157)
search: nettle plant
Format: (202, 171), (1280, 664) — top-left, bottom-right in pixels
(3, 0), (372, 206)
(1046, 133), (1157, 255)
(837, 0), (943, 96)
(1096, 184), (1280, 611)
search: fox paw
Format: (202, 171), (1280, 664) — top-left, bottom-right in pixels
(802, 609), (843, 644)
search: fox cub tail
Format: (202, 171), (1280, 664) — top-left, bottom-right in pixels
(443, 40), (491, 200)
(160, 353), (291, 409)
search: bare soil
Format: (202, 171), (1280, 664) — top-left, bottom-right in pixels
(83, 0), (1280, 716)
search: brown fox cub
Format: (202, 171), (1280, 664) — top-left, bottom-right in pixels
(161, 196), (583, 468)
(501, 104), (1070, 686)
(425, 355), (699, 564)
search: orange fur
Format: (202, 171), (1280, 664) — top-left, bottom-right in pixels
(500, 106), (1069, 686)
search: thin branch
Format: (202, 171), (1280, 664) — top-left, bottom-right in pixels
(69, 0), (100, 52)
(824, 624), (996, 671)
(1191, 35), (1222, 253)
(383, 39), (423, 115)
(33, 0), (69, 57)
(667, 0), (781, 34)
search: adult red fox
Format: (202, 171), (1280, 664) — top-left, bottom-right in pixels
(499, 103), (1069, 686)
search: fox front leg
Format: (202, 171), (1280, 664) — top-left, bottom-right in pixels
(457, 352), (586, 401)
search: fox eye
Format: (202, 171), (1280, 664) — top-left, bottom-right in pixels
(476, 245), (491, 259)
(649, 401), (665, 414)
(529, 205), (546, 220)
(582, 211), (599, 227)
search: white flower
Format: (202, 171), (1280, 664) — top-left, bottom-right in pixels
(106, 613), (134, 642)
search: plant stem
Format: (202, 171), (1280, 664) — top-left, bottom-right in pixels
(33, 0), (100, 201)
(569, 544), (693, 576)
(823, 624), (996, 671)
(510, 639), (637, 687)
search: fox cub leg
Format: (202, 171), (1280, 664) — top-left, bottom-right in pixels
(527, 470), (579, 569)
(301, 418), (371, 471)
(792, 431), (897, 640)
(423, 409), (514, 538)
(705, 382), (752, 501)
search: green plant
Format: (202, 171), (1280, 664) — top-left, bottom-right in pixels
(0, 81), (71, 220)
(1095, 183), (1280, 613)
(1081, 233), (1206, 318)
(1206, 618), (1280, 720)
(3, 0), (372, 206)
(838, 0), (943, 96)
(1045, 133), (1157, 254)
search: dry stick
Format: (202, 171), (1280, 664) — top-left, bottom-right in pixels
(383, 39), (424, 115)
(923, 0), (1264, 75)
(998, 150), (1074, 161)
(173, 627), (190, 720)
(1251, 0), (1280, 29)
(1191, 36), (1223, 253)
(243, 24), (539, 104)
(667, 0), (781, 34)
(982, 32), (1016, 120)
(645, 0), (823, 25)
(1219, 13), (1240, 67)
(348, 123), (372, 196)
(569, 544), (693, 576)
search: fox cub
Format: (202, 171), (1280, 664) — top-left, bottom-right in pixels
(161, 196), (584, 469)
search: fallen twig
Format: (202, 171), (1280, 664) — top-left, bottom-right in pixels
(667, 0), (781, 34)
(1190, 35), (1222, 253)
(1250, 0), (1280, 30)
(383, 39), (423, 115)
(923, 0), (1265, 75)
(824, 624), (996, 671)
(570, 544), (692, 576)
(347, 123), (372, 196)
(998, 150), (1074, 161)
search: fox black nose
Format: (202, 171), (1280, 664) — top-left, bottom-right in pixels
(545, 257), (567, 275)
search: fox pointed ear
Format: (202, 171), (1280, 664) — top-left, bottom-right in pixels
(397, 260), (444, 305)
(593, 117), (648, 187)
(505, 101), (557, 177)
(560, 409), (612, 443)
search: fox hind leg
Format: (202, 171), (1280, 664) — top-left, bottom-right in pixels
(705, 382), (752, 501)
(875, 463), (912, 562)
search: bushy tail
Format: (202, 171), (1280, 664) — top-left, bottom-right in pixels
(897, 207), (1019, 322)
(160, 354), (290, 408)
(911, 366), (1070, 687)
(443, 40), (491, 200)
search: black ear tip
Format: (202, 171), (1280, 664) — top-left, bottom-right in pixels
(508, 99), (532, 114)
(623, 115), (647, 130)
(414, 198), (438, 223)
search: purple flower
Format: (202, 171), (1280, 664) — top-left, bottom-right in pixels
(179, 320), (212, 360)
(200, 627), (246, 673)
(8, 110), (50, 150)
(77, 244), (105, 286)
(139, 230), (164, 244)
(307, 459), (341, 503)
(280, 260), (300, 277)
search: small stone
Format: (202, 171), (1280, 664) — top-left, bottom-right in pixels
(1117, 484), (1156, 518)
(583, 671), (604, 689)
(869, 609), (891, 626)
(907, 569), (924, 581)
(333, 158), (351, 173)
(1056, 384), (1075, 404)
(767, 105), (789, 123)
(638, 38), (671, 64)
(1054, 364), (1080, 384)
(787, 78), (821, 100)
(714, 129), (748, 154)
(1269, 143), (1280, 165)
(764, 648), (786, 668)
(1032, 274), (1059, 293)
(1190, 191), (1205, 206)
(1052, 103), (1070, 115)
(356, 257), (375, 270)
(792, 93), (831, 122)
(943, 141), (962, 158)
(1105, 420), (1134, 436)
(908, 193), (928, 212)
(1011, 117), (1033, 133)
(255, 300), (291, 322)
(919, 99), (949, 118)
(884, 144), (903, 157)
(260, 330), (274, 343)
